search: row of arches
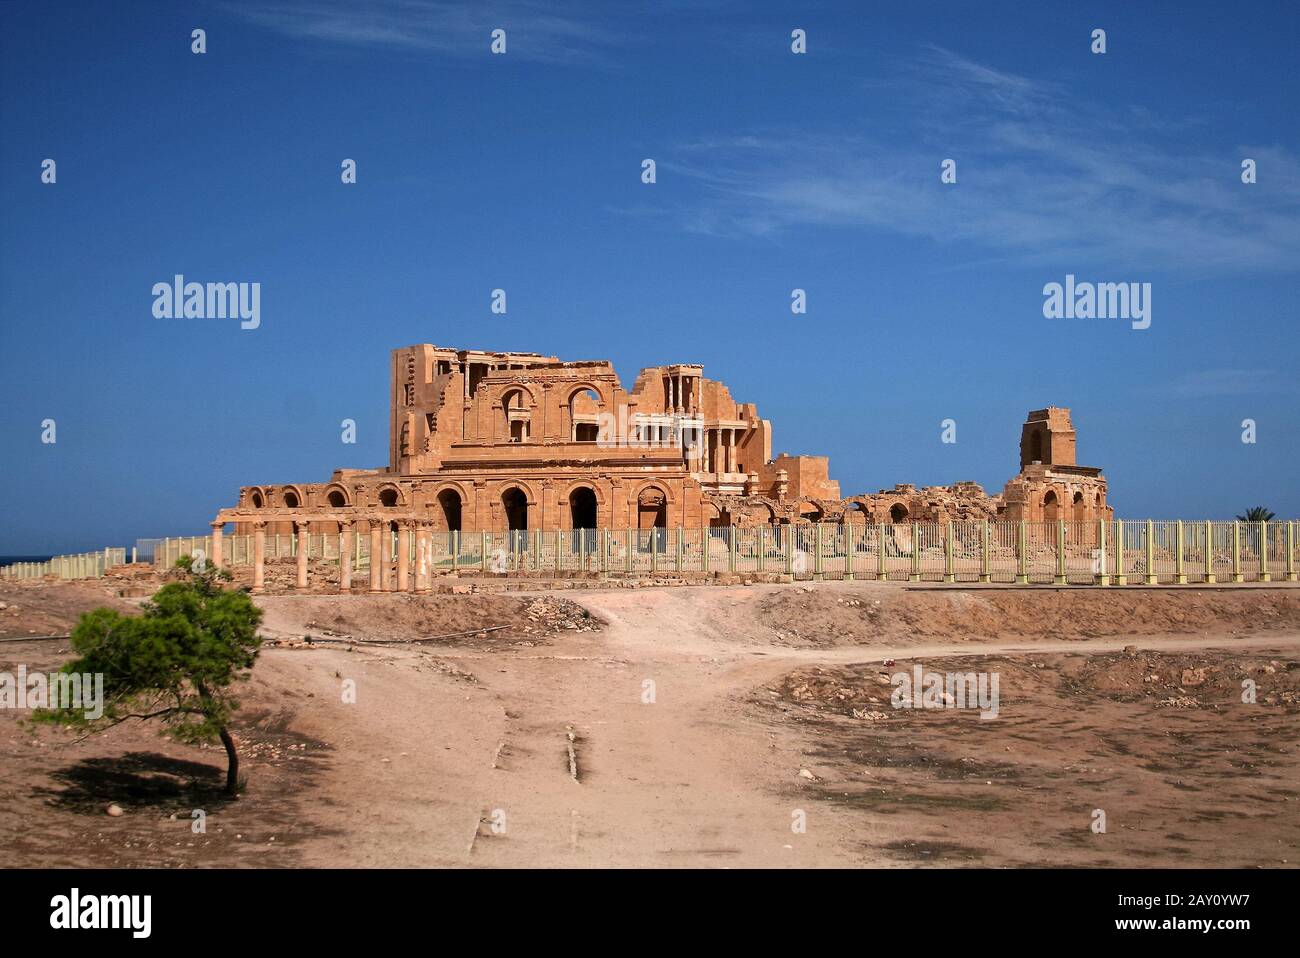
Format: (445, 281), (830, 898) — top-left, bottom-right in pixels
(1042, 489), (1104, 523)
(498, 385), (604, 443)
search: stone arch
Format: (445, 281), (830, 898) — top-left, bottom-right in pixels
(500, 387), (533, 443)
(635, 483), (669, 529)
(281, 485), (306, 510)
(323, 483), (352, 509)
(561, 381), (608, 409)
(246, 487), (267, 509)
(559, 479), (606, 507)
(560, 382), (608, 441)
(843, 501), (870, 524)
(1042, 489), (1060, 524)
(430, 480), (472, 506)
(495, 381), (539, 406)
(796, 500), (824, 523)
(889, 502), (910, 524)
(568, 485), (599, 530)
(1072, 490), (1086, 522)
(501, 485), (530, 532)
(436, 487), (463, 533)
(630, 478), (677, 504)
(377, 483), (406, 508)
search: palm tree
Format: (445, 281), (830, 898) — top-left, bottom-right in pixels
(1236, 507), (1275, 522)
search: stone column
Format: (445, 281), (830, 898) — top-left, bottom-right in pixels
(369, 521), (384, 593)
(210, 521), (224, 569)
(396, 521), (412, 592)
(340, 522), (354, 593)
(295, 520), (310, 591)
(415, 521), (431, 593)
(252, 522), (267, 594)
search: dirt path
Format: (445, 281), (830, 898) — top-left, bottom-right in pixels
(4, 579), (1297, 867)
(270, 584), (1300, 867)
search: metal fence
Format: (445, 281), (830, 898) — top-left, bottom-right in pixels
(0, 548), (128, 581)
(133, 519), (1299, 585)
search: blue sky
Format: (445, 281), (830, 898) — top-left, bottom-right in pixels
(2, 0), (1298, 553)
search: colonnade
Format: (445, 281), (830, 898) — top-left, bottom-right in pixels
(215, 518), (440, 595)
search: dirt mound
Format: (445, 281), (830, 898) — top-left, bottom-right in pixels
(255, 592), (601, 648)
(771, 649), (1300, 718)
(751, 586), (1300, 647)
(761, 648), (1300, 866)
(0, 580), (138, 640)
(1060, 647), (1300, 708)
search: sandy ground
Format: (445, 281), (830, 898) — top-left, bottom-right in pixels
(1, 577), (1297, 868)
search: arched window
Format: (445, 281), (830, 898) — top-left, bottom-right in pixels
(889, 503), (909, 524)
(569, 487), (598, 529)
(571, 389), (600, 442)
(438, 489), (462, 532)
(502, 488), (528, 531)
(637, 488), (667, 530)
(503, 390), (529, 443)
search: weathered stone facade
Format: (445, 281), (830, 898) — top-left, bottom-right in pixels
(217, 349), (1112, 539)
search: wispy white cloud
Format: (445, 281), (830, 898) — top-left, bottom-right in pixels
(222, 0), (627, 64)
(656, 45), (1300, 273)
(1161, 368), (1296, 398)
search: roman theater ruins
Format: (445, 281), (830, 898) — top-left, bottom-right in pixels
(210, 346), (1112, 581)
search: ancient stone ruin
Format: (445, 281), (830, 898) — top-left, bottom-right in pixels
(216, 346), (1112, 540)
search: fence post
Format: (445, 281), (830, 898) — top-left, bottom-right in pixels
(843, 524), (854, 581)
(757, 525), (766, 573)
(677, 527), (685, 573)
(703, 526), (711, 574)
(813, 524), (823, 581)
(909, 524), (921, 582)
(1145, 519), (1157, 585)
(1287, 521), (1297, 582)
(980, 520), (991, 583)
(481, 531), (488, 573)
(1175, 520), (1187, 584)
(1055, 520), (1067, 585)
(1112, 519), (1123, 587)
(877, 524), (888, 581)
(943, 522), (955, 583)
(1017, 520), (1028, 584)
(1204, 520), (1215, 583)
(1096, 517), (1110, 586)
(1260, 520), (1271, 582)
(626, 528), (634, 573)
(599, 529), (609, 578)
(1232, 522), (1243, 582)
(652, 527), (660, 573)
(785, 528), (794, 577)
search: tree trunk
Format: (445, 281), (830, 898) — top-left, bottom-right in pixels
(219, 726), (239, 795)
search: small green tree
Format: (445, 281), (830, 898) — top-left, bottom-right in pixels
(1236, 507), (1276, 522)
(36, 557), (262, 795)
